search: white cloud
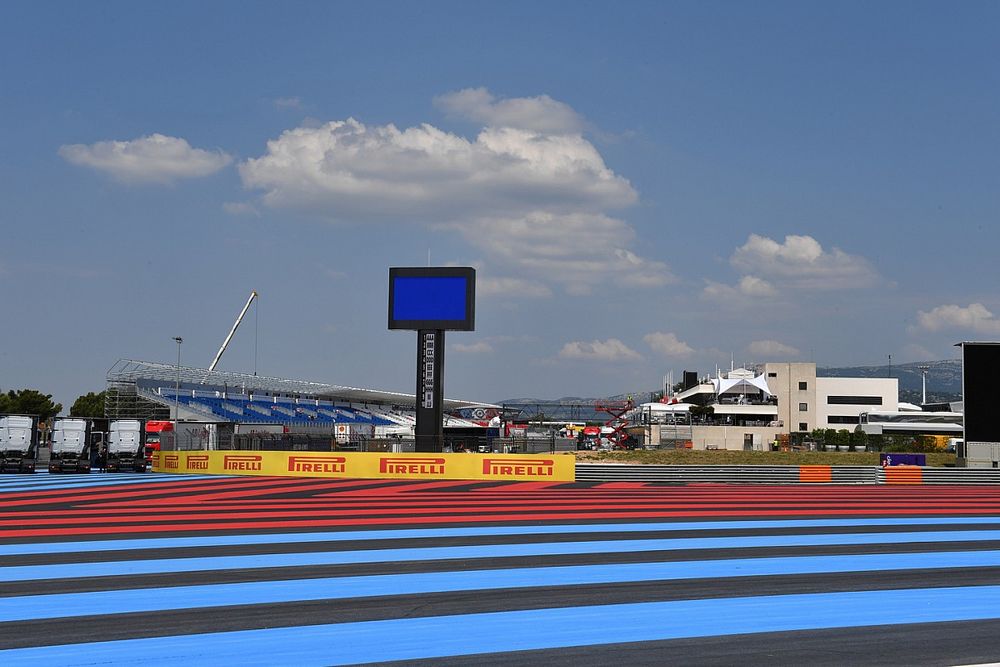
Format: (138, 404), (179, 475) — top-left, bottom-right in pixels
(452, 341), (494, 354)
(223, 201), (260, 216)
(730, 234), (878, 290)
(457, 213), (674, 293)
(702, 275), (778, 301)
(643, 332), (695, 358)
(59, 133), (232, 183)
(558, 338), (642, 361)
(240, 120), (635, 216)
(915, 303), (1000, 335)
(434, 87), (585, 134)
(239, 109), (673, 292)
(478, 276), (553, 298)
(747, 340), (801, 358)
(737, 275), (778, 298)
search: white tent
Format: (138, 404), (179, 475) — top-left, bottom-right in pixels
(713, 374), (772, 397)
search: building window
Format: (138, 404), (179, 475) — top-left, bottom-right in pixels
(799, 402), (808, 411)
(798, 422), (808, 431)
(798, 381), (808, 390)
(768, 372), (777, 377)
(827, 396), (883, 405)
(828, 415), (860, 424)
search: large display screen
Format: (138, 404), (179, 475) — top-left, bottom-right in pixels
(962, 342), (1000, 442)
(388, 267), (476, 330)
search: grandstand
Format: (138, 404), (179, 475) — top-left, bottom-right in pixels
(105, 359), (493, 437)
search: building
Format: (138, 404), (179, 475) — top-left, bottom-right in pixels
(632, 362), (898, 450)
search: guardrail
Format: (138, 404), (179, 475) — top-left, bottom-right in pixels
(576, 464), (996, 485)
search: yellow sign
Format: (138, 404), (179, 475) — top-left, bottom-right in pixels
(152, 450), (575, 482)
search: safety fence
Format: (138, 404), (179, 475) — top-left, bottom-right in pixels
(575, 464), (1000, 485)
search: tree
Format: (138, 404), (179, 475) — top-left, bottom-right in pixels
(0, 389), (62, 422)
(70, 391), (107, 418)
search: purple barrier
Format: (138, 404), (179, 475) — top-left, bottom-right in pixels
(880, 453), (926, 467)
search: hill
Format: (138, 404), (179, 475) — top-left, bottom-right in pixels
(498, 359), (963, 406)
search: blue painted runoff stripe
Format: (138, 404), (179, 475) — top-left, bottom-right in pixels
(0, 474), (218, 493)
(6, 529), (1000, 582)
(2, 549), (999, 622)
(4, 585), (1000, 665)
(6, 516), (1000, 557)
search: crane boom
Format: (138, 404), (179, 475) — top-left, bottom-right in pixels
(205, 290), (258, 376)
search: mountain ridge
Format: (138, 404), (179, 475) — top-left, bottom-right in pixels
(497, 359), (963, 405)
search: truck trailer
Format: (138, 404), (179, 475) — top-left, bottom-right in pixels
(48, 418), (92, 473)
(0, 415), (38, 473)
(106, 419), (147, 472)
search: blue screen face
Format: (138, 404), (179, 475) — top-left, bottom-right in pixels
(392, 276), (467, 322)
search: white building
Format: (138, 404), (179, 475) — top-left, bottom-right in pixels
(634, 362), (898, 450)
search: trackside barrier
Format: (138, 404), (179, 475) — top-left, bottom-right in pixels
(575, 464), (993, 485)
(151, 450), (575, 482)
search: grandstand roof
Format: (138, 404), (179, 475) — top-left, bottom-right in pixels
(107, 359), (498, 411)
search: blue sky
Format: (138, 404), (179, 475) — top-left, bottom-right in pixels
(1, 1), (998, 410)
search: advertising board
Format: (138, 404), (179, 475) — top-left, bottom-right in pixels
(152, 450), (575, 482)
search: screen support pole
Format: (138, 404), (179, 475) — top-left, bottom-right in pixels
(415, 329), (445, 452)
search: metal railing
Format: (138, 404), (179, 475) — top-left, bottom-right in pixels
(576, 464), (993, 485)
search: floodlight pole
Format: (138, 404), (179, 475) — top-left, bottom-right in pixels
(172, 337), (183, 438)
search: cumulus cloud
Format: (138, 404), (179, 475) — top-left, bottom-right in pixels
(558, 338), (642, 362)
(240, 120), (635, 215)
(703, 275), (778, 301)
(747, 340), (801, 358)
(915, 303), (1000, 335)
(643, 332), (695, 358)
(434, 87), (585, 134)
(730, 234), (878, 290)
(239, 107), (672, 292)
(458, 213), (673, 293)
(59, 133), (232, 183)
(452, 341), (494, 354)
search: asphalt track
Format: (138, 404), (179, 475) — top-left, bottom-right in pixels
(2, 473), (1000, 665)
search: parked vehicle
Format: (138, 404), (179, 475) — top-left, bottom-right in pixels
(106, 420), (147, 472)
(0, 415), (38, 473)
(48, 418), (91, 473)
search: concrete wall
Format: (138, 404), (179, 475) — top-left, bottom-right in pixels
(815, 377), (898, 429)
(690, 425), (784, 451)
(764, 362), (817, 433)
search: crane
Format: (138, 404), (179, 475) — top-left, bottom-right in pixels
(201, 290), (258, 382)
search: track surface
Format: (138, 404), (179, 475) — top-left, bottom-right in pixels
(2, 472), (1000, 665)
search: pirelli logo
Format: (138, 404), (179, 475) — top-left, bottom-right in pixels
(224, 454), (263, 471)
(379, 456), (446, 475)
(186, 455), (210, 470)
(288, 455), (347, 474)
(163, 455), (179, 470)
(483, 457), (555, 477)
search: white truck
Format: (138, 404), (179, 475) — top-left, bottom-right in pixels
(0, 415), (38, 473)
(106, 420), (147, 472)
(48, 418), (92, 473)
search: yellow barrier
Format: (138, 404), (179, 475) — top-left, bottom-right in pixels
(152, 450), (576, 482)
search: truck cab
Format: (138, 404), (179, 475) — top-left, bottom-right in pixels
(48, 418), (91, 473)
(0, 415), (38, 473)
(106, 420), (146, 472)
